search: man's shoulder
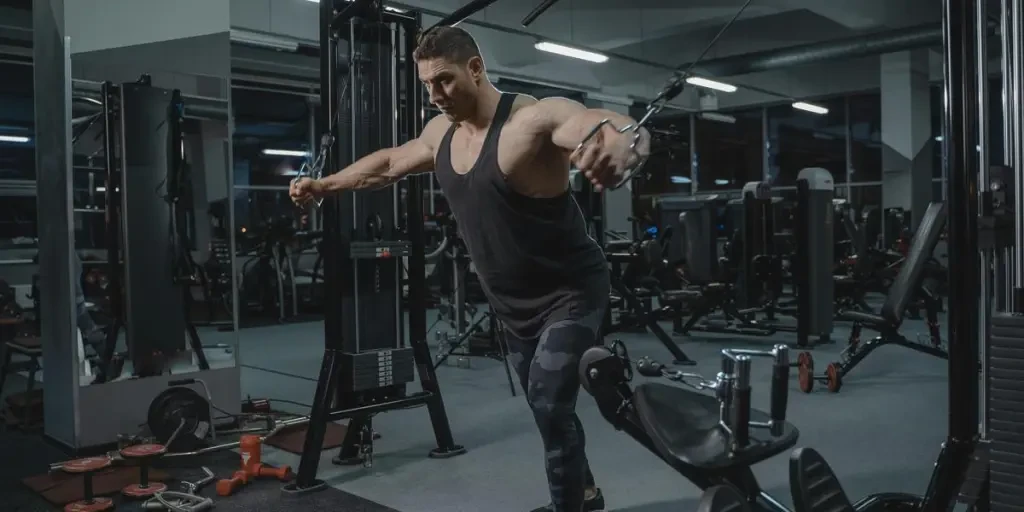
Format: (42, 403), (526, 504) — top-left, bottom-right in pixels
(420, 114), (452, 147)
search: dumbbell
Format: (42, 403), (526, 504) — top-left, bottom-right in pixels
(635, 356), (671, 378)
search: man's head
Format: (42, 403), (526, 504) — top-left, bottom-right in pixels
(414, 26), (485, 122)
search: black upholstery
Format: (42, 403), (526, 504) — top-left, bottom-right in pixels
(632, 383), (799, 472)
(789, 447), (853, 512)
(790, 448), (922, 512)
(697, 485), (752, 512)
(837, 310), (887, 327)
(662, 289), (703, 301)
(879, 202), (946, 326)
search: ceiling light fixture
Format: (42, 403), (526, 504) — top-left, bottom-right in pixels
(685, 77), (737, 93)
(262, 149), (309, 157)
(793, 101), (829, 115)
(534, 41), (608, 63)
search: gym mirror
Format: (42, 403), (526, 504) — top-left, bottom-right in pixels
(67, 33), (237, 387)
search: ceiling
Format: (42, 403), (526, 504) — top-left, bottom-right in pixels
(0, 0), (965, 115)
(384, 0), (945, 108)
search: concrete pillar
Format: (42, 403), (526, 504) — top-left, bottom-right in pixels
(880, 49), (933, 228)
(33, 0), (80, 448)
(583, 99), (635, 240)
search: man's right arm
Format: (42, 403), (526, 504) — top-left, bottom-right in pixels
(317, 115), (449, 193)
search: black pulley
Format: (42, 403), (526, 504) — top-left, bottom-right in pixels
(147, 386), (211, 452)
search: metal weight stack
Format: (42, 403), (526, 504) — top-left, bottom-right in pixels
(988, 313), (1024, 511)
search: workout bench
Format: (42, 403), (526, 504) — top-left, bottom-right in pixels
(582, 341), (926, 511)
(798, 202), (949, 393)
(579, 341), (796, 511)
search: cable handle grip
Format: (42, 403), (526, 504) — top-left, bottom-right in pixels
(573, 119), (650, 191)
(769, 344), (790, 434)
(730, 356), (752, 451)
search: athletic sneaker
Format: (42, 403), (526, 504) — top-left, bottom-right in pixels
(530, 488), (606, 512)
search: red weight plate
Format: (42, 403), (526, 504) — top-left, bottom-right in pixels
(123, 482), (168, 498)
(61, 456), (112, 474)
(64, 497), (114, 512)
(120, 443), (167, 458)
(826, 363), (843, 393)
(798, 363), (814, 393)
(797, 352), (813, 369)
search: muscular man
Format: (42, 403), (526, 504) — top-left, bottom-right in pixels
(290, 26), (648, 512)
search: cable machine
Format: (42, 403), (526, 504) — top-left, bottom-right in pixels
(286, 0), (487, 493)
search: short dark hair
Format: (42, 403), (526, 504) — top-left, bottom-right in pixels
(413, 26), (481, 64)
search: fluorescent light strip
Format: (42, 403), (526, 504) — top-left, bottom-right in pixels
(792, 102), (829, 115)
(685, 76), (737, 93)
(534, 41), (608, 63)
(698, 112), (736, 124)
(304, 0), (406, 12)
(0, 135), (30, 143)
(262, 149), (309, 157)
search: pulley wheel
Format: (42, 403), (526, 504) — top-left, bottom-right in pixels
(825, 363), (842, 393)
(146, 387), (211, 452)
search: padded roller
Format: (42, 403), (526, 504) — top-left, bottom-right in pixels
(578, 346), (615, 395)
(696, 485), (751, 512)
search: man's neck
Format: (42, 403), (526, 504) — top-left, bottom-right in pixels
(460, 84), (502, 134)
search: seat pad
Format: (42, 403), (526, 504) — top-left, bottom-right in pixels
(662, 289), (703, 301)
(632, 383), (799, 471)
(837, 310), (889, 327)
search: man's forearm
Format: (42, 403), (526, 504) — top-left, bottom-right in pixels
(318, 148), (395, 193)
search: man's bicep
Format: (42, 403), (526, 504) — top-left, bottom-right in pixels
(527, 97), (590, 149)
(388, 139), (435, 176)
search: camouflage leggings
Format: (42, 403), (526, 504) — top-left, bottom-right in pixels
(505, 304), (606, 512)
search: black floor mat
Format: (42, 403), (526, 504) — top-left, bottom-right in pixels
(1, 429), (397, 512)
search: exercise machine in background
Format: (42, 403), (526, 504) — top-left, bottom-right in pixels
(91, 77), (212, 384)
(792, 169), (835, 347)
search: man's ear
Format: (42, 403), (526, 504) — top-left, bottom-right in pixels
(467, 56), (485, 80)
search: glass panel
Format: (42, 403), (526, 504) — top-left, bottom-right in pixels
(694, 109), (763, 191)
(848, 93), (882, 183)
(0, 62), (37, 259)
(768, 97), (847, 186)
(639, 115), (692, 195)
(232, 88), (313, 188)
(233, 188), (322, 327)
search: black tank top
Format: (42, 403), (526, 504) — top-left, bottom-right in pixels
(433, 93), (607, 339)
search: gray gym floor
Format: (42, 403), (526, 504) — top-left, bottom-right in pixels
(0, 303), (952, 511)
(235, 305), (952, 512)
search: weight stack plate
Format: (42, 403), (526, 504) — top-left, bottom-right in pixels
(957, 439), (989, 508)
(988, 312), (1024, 512)
(340, 348), (416, 392)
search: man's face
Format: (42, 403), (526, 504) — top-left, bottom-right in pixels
(417, 56), (482, 122)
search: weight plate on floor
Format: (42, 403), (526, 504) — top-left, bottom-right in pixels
(147, 387), (210, 452)
(798, 362), (814, 393)
(797, 352), (813, 369)
(64, 497), (114, 512)
(123, 482), (167, 498)
(825, 363), (842, 393)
